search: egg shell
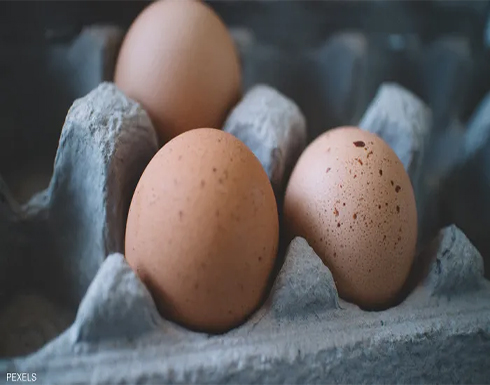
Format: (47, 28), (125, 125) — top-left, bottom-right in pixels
(284, 126), (417, 309)
(114, 0), (241, 144)
(125, 128), (279, 333)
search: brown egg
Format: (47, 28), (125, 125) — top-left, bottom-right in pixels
(284, 127), (417, 309)
(114, 0), (241, 144)
(125, 128), (279, 333)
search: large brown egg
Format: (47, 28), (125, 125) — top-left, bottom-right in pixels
(114, 0), (241, 144)
(125, 128), (279, 333)
(284, 127), (417, 309)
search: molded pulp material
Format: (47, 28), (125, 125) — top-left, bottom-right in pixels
(1, 81), (489, 385)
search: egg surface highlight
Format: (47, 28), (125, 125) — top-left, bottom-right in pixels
(125, 128), (279, 333)
(284, 127), (417, 309)
(114, 0), (241, 144)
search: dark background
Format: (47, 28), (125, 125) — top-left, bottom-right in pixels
(0, 1), (489, 46)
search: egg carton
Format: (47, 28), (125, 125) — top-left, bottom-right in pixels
(1, 21), (490, 385)
(1, 81), (490, 385)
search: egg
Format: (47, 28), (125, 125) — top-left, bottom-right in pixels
(284, 127), (417, 309)
(125, 128), (279, 333)
(114, 0), (241, 144)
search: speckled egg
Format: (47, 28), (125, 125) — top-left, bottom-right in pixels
(125, 128), (279, 333)
(284, 126), (417, 309)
